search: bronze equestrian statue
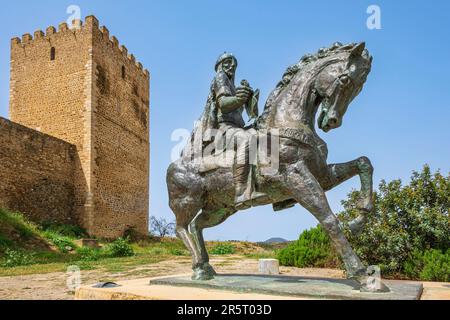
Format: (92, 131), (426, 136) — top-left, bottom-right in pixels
(167, 42), (389, 292)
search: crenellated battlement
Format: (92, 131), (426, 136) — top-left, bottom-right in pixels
(97, 23), (148, 77)
(11, 15), (149, 78)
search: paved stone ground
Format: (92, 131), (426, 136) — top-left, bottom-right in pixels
(0, 256), (448, 300)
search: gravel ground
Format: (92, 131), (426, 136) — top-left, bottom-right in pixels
(0, 256), (446, 300)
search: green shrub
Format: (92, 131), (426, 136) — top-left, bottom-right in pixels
(277, 226), (339, 268)
(404, 249), (450, 282)
(210, 243), (235, 255)
(1, 249), (35, 267)
(43, 231), (77, 253)
(339, 165), (449, 277)
(105, 238), (135, 257)
(40, 222), (87, 239)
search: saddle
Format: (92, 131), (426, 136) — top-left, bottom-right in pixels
(198, 148), (235, 173)
(197, 128), (274, 174)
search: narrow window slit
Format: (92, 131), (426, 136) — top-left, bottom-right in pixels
(50, 47), (56, 61)
(122, 66), (126, 79)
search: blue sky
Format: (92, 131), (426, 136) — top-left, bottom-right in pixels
(0, 1), (449, 241)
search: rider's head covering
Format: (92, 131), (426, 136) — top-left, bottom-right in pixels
(215, 52), (237, 72)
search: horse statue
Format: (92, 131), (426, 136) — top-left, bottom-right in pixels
(167, 42), (389, 292)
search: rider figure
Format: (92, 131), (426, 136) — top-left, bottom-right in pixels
(211, 52), (267, 210)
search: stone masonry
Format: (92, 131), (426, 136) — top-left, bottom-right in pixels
(3, 15), (150, 238)
(0, 117), (76, 224)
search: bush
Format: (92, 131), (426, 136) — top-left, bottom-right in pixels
(40, 222), (87, 239)
(1, 249), (35, 267)
(210, 243), (235, 255)
(105, 238), (135, 257)
(339, 165), (449, 277)
(403, 249), (450, 282)
(277, 226), (340, 268)
(43, 231), (77, 253)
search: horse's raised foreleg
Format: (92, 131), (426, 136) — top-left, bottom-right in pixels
(323, 157), (374, 233)
(285, 163), (388, 291)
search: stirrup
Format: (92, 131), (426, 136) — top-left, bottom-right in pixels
(235, 201), (252, 211)
(251, 191), (269, 205)
(235, 192), (269, 210)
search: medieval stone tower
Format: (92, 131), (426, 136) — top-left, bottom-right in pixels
(7, 16), (150, 238)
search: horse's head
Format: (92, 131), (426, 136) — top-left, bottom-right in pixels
(314, 42), (372, 132)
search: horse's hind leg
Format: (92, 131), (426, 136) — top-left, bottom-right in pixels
(285, 163), (389, 292)
(171, 197), (209, 280)
(188, 208), (235, 280)
(175, 223), (203, 275)
(323, 157), (374, 233)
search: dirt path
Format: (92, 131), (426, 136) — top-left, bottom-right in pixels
(0, 256), (447, 300)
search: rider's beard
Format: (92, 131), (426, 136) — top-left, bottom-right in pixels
(224, 68), (235, 82)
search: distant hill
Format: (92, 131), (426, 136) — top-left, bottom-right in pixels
(263, 237), (289, 244)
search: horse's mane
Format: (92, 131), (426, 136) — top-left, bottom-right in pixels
(259, 42), (371, 123)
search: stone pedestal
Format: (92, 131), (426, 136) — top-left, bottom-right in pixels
(259, 259), (279, 275)
(75, 274), (425, 300)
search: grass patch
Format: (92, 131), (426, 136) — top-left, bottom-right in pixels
(40, 221), (88, 239)
(0, 209), (37, 239)
(42, 230), (77, 253)
(0, 209), (283, 277)
(210, 243), (236, 255)
(244, 252), (277, 260)
(1, 249), (35, 267)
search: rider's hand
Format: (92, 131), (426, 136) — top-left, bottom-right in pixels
(236, 86), (253, 103)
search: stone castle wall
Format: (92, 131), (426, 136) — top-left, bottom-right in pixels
(91, 23), (150, 237)
(0, 117), (77, 224)
(7, 16), (150, 237)
(9, 17), (97, 232)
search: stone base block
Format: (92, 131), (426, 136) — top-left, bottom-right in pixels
(75, 274), (425, 300)
(259, 259), (279, 275)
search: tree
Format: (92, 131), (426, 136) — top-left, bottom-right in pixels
(278, 165), (450, 281)
(150, 216), (176, 237)
(339, 165), (449, 275)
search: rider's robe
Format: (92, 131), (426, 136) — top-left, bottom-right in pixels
(185, 71), (249, 161)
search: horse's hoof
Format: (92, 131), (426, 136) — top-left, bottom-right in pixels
(192, 267), (216, 281)
(202, 263), (217, 276)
